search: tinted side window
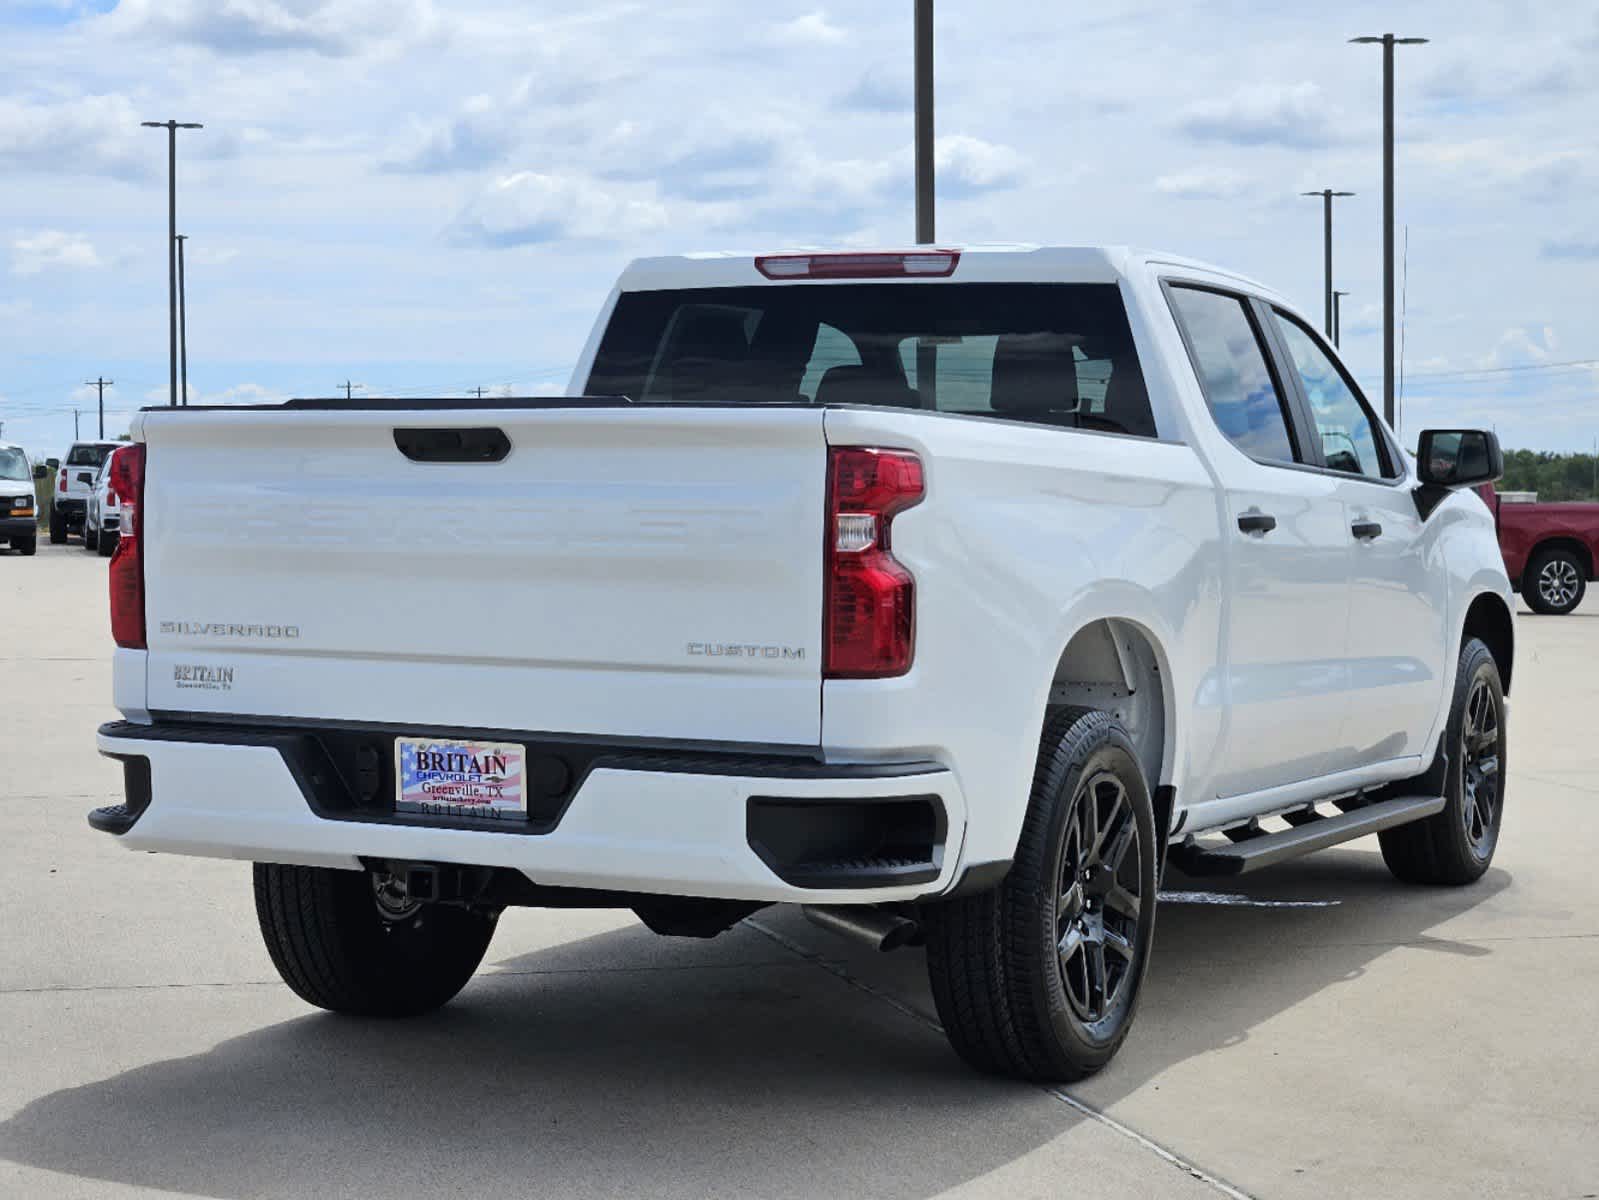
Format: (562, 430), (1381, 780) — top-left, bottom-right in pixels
(1272, 312), (1390, 478)
(1168, 286), (1298, 463)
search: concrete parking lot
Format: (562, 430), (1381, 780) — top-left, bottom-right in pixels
(2, 539), (1596, 1199)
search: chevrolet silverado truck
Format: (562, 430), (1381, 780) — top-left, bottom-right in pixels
(51, 439), (122, 544)
(1473, 484), (1599, 615)
(89, 247), (1514, 1081)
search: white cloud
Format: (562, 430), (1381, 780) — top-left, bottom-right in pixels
(97, 0), (439, 56)
(450, 171), (670, 246)
(0, 94), (149, 179)
(10, 231), (104, 275)
(1480, 326), (1558, 371)
(1176, 83), (1338, 149)
(934, 135), (1023, 194)
(772, 11), (846, 45)
(1154, 166), (1252, 199)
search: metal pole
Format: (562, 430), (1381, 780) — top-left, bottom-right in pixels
(176, 235), (189, 405)
(1381, 38), (1394, 426)
(141, 120), (202, 407)
(1301, 190), (1353, 340)
(74, 409), (80, 439)
(1352, 36), (1425, 426)
(1323, 192), (1333, 336)
(1333, 291), (1349, 349)
(166, 125), (177, 407)
(85, 378), (112, 437)
(914, 0), (934, 244)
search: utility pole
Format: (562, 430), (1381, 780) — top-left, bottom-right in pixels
(338, 380), (363, 401)
(1301, 190), (1354, 338)
(176, 234), (190, 405)
(1333, 290), (1349, 348)
(84, 378), (113, 438)
(914, 0), (934, 244)
(74, 409), (81, 439)
(1351, 34), (1427, 427)
(470, 386), (487, 398)
(140, 119), (203, 408)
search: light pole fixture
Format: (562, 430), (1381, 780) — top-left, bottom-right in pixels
(1333, 290), (1350, 348)
(1301, 189), (1354, 339)
(140, 119), (203, 407)
(1350, 34), (1427, 427)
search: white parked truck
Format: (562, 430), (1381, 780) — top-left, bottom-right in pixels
(91, 246), (1514, 1080)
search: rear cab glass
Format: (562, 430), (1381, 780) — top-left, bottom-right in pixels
(66, 444), (115, 468)
(586, 283), (1157, 437)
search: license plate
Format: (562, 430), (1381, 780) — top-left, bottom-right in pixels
(394, 738), (527, 822)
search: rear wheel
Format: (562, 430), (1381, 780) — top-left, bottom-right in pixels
(84, 519), (98, 551)
(48, 508), (65, 544)
(1379, 638), (1505, 885)
(1524, 547), (1586, 615)
(97, 529), (116, 558)
(923, 707), (1158, 1081)
(254, 863), (498, 1017)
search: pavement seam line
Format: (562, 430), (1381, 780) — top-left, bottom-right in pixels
(744, 916), (1258, 1200)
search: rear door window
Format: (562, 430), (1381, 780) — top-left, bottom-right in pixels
(588, 283), (1157, 437)
(1167, 285), (1300, 464)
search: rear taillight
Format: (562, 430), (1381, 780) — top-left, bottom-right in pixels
(108, 445), (146, 649)
(824, 447), (925, 679)
(58, 469), (68, 493)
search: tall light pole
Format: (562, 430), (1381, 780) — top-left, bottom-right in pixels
(1333, 290), (1349, 349)
(140, 119), (203, 408)
(1301, 189), (1354, 338)
(914, 0), (934, 244)
(1351, 34), (1426, 427)
(176, 234), (190, 405)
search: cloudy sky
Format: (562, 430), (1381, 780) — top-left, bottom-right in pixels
(2, 0), (1596, 456)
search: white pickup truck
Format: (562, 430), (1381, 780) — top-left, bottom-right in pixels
(90, 246), (1513, 1081)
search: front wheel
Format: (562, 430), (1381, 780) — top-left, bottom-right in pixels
(254, 863), (498, 1017)
(1524, 547), (1586, 615)
(84, 520), (99, 551)
(1379, 637), (1506, 885)
(923, 707), (1158, 1081)
(12, 535), (36, 556)
(97, 530), (116, 558)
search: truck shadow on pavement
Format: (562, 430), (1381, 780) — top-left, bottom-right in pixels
(0, 851), (1509, 1200)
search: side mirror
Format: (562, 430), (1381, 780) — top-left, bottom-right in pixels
(1417, 429), (1503, 489)
(33, 463), (48, 480)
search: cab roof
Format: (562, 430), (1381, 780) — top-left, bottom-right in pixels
(615, 244), (1282, 303)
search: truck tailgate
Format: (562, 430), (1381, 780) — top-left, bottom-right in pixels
(138, 405), (827, 745)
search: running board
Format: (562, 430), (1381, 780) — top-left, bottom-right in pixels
(1169, 795), (1446, 877)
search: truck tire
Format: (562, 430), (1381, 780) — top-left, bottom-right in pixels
(12, 535), (37, 556)
(48, 508), (66, 544)
(1379, 637), (1505, 885)
(98, 530), (116, 558)
(84, 520), (99, 552)
(1524, 547), (1585, 615)
(923, 707), (1158, 1081)
(253, 863), (497, 1017)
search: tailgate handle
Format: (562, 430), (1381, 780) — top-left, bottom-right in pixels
(393, 427), (510, 463)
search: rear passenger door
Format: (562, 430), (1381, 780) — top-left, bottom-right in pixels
(1166, 283), (1354, 798)
(1265, 310), (1450, 767)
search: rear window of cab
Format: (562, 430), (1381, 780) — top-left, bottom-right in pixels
(587, 283), (1158, 438)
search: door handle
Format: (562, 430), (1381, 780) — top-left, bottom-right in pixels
(1237, 511), (1277, 535)
(1351, 520), (1383, 541)
(393, 427), (511, 463)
